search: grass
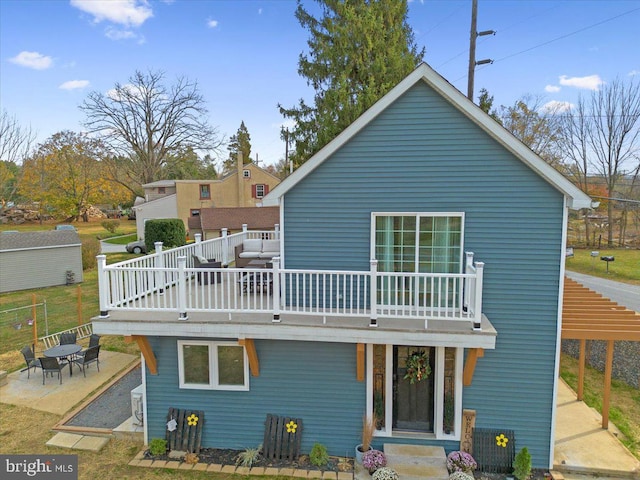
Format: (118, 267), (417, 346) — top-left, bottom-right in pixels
(560, 353), (640, 459)
(565, 247), (640, 284)
(104, 233), (137, 245)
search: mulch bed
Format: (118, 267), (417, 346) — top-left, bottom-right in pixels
(473, 470), (551, 480)
(144, 447), (354, 473)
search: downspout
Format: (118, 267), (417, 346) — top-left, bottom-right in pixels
(549, 196), (569, 469)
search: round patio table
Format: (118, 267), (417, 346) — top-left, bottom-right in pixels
(44, 344), (82, 376)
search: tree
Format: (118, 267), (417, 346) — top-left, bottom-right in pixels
(19, 131), (129, 220)
(0, 110), (36, 209)
(279, 0), (424, 166)
(223, 121), (252, 174)
(477, 88), (500, 123)
(162, 148), (218, 180)
(559, 78), (640, 246)
(498, 95), (563, 168)
(80, 70), (223, 188)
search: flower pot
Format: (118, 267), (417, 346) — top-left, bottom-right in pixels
(355, 444), (371, 464)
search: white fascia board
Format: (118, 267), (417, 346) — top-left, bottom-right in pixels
(263, 63), (591, 211)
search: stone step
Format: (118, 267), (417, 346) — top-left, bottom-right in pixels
(383, 444), (449, 480)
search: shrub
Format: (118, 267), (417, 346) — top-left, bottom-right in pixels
(101, 219), (120, 233)
(148, 438), (167, 456)
(446, 451), (477, 474)
(144, 218), (186, 252)
(449, 472), (474, 480)
(309, 443), (329, 467)
(362, 449), (386, 471)
(372, 467), (399, 480)
(236, 444), (262, 467)
(81, 237), (100, 270)
(513, 447), (532, 480)
(361, 414), (377, 451)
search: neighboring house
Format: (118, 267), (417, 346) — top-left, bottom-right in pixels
(93, 63), (590, 469)
(0, 231), (83, 293)
(134, 156), (280, 239)
(187, 206), (280, 239)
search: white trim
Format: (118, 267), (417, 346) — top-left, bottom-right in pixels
(366, 344), (462, 440)
(262, 63), (591, 210)
(177, 340), (249, 391)
(549, 198), (569, 468)
(141, 353), (148, 446)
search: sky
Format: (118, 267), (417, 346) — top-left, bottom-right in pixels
(1, 0), (639, 170)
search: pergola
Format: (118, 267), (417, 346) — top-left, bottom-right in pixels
(561, 277), (640, 428)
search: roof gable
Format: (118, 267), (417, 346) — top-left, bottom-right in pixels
(263, 62), (591, 210)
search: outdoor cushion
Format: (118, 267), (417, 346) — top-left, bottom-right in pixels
(243, 239), (263, 252)
(197, 255), (208, 264)
(239, 251), (261, 259)
(262, 239), (280, 254)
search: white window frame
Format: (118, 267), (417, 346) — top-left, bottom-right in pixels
(365, 344), (463, 440)
(177, 340), (249, 391)
(255, 184), (266, 198)
(243, 169), (251, 178)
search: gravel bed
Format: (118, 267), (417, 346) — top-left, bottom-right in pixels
(65, 365), (142, 429)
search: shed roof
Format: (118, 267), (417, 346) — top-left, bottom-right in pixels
(0, 230), (82, 252)
(263, 62), (592, 210)
(188, 206), (280, 231)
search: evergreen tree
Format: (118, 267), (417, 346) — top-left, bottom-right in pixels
(279, 0), (424, 166)
(477, 88), (501, 123)
(223, 121), (252, 174)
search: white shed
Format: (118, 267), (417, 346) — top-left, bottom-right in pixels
(0, 231), (83, 293)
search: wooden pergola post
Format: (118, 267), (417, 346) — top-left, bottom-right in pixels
(602, 340), (614, 429)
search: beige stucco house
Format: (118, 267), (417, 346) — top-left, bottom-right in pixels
(134, 156), (280, 239)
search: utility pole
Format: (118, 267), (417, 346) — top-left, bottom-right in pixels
(467, 0), (495, 101)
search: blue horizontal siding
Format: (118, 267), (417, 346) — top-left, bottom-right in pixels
(145, 338), (365, 456)
(282, 82), (565, 467)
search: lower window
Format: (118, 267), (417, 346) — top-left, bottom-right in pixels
(367, 344), (462, 439)
(177, 340), (249, 390)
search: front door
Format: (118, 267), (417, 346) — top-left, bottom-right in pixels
(392, 346), (434, 432)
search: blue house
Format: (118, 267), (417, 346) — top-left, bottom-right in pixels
(93, 63), (591, 470)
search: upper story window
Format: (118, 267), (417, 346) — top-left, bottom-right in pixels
(243, 169), (251, 178)
(199, 184), (211, 199)
(177, 340), (249, 390)
(157, 187), (166, 194)
(253, 184), (267, 199)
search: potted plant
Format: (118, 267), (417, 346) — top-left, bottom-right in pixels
(443, 395), (454, 434)
(355, 414), (376, 463)
(362, 449), (386, 474)
(446, 450), (477, 475)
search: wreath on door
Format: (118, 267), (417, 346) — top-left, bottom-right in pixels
(403, 351), (431, 384)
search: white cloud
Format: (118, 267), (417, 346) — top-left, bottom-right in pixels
(258, 8), (263, 15)
(59, 80), (90, 90)
(559, 74), (604, 91)
(207, 19), (219, 28)
(545, 85), (561, 93)
(9, 51), (53, 70)
(70, 0), (153, 27)
(542, 100), (574, 114)
(629, 70), (640, 77)
(105, 27), (136, 40)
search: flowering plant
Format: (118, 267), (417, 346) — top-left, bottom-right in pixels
(362, 449), (387, 471)
(448, 472), (474, 480)
(446, 451), (477, 474)
(372, 467), (398, 480)
(403, 351), (431, 384)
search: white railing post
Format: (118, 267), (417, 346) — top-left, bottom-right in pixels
(97, 255), (110, 318)
(221, 228), (229, 266)
(195, 233), (203, 259)
(177, 256), (188, 321)
(369, 259), (378, 327)
(274, 223), (280, 239)
(272, 256), (281, 322)
(473, 262), (484, 331)
(464, 252), (474, 312)
(155, 242), (165, 295)
(242, 224), (248, 238)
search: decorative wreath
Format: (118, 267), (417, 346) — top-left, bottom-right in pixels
(403, 351), (431, 384)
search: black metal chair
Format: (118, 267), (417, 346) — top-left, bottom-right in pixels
(76, 334), (101, 359)
(39, 356), (63, 384)
(73, 345), (101, 377)
(59, 332), (77, 345)
(20, 345), (41, 379)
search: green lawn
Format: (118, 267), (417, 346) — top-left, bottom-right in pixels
(566, 247), (640, 284)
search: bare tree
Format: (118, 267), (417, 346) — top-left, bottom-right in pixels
(0, 110), (36, 209)
(588, 78), (640, 246)
(80, 70), (223, 188)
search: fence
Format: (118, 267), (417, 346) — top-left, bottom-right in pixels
(0, 302), (48, 353)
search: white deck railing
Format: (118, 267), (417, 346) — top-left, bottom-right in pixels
(97, 230), (484, 330)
